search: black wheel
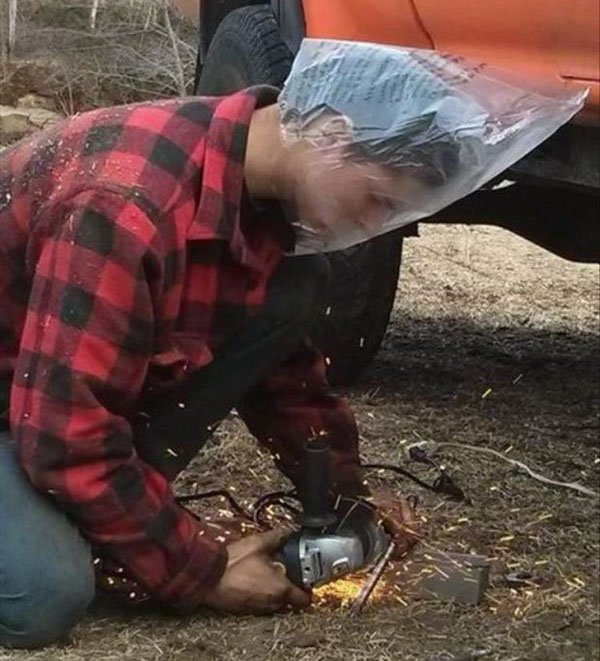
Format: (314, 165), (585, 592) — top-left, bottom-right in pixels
(312, 233), (403, 385)
(197, 5), (293, 95)
(196, 5), (404, 384)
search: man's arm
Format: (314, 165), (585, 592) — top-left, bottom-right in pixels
(237, 340), (368, 496)
(10, 190), (227, 612)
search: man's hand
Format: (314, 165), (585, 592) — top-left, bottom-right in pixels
(369, 490), (424, 559)
(198, 529), (311, 614)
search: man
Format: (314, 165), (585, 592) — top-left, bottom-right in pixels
(0, 87), (419, 648)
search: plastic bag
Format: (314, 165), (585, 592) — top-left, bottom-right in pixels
(278, 39), (587, 253)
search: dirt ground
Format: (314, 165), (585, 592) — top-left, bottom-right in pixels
(2, 223), (599, 661)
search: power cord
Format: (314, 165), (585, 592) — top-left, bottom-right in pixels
(176, 446), (466, 524)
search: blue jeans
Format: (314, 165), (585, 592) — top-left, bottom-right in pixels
(0, 255), (331, 648)
(0, 433), (95, 648)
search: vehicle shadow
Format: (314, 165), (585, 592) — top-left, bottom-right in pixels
(355, 315), (599, 434)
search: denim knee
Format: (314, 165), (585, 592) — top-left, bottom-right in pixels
(0, 433), (95, 649)
(0, 553), (95, 649)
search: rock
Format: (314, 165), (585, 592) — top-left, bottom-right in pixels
(26, 106), (62, 129)
(17, 93), (57, 111)
(0, 106), (31, 137)
(0, 103), (62, 140)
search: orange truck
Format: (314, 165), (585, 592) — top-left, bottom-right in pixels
(175, 0), (600, 384)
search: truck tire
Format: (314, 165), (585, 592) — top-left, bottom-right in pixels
(196, 5), (404, 384)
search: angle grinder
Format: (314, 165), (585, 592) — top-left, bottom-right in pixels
(275, 440), (391, 588)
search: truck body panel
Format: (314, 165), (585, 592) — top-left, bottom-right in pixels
(302, 0), (599, 125)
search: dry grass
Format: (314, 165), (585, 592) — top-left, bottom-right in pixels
(2, 225), (598, 661)
(1, 0), (197, 112)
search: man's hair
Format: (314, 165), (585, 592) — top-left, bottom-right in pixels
(345, 130), (473, 188)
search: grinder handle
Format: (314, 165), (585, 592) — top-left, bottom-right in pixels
(300, 440), (336, 530)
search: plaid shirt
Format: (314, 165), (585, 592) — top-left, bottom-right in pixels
(0, 87), (363, 612)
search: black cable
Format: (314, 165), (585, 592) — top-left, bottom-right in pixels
(253, 498), (302, 528)
(177, 489), (253, 521)
(363, 463), (466, 502)
(251, 488), (297, 511)
(176, 456), (466, 530)
(251, 489), (301, 527)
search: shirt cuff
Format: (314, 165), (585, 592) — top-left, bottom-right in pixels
(155, 524), (229, 613)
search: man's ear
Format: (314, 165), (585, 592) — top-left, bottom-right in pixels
(282, 111), (355, 149)
(311, 115), (355, 148)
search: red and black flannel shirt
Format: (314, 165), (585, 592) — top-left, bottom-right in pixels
(0, 87), (364, 612)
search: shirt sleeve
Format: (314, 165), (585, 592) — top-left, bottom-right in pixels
(237, 340), (368, 496)
(10, 190), (227, 613)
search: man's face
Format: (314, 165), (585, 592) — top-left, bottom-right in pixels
(287, 144), (417, 246)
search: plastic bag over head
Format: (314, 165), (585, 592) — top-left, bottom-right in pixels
(277, 39), (587, 254)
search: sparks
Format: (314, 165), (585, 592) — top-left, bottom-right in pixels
(313, 574), (391, 608)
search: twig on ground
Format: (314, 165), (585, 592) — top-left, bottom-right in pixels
(414, 441), (598, 498)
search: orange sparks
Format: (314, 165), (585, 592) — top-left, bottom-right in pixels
(313, 574), (397, 608)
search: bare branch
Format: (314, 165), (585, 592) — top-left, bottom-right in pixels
(9, 0), (197, 109)
(162, 0), (186, 96)
(90, 0), (101, 31)
(9, 0), (18, 52)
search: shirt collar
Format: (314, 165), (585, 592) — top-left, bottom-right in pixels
(187, 86), (281, 270)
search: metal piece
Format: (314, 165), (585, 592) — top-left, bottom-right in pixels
(349, 541), (396, 617)
(397, 551), (490, 606)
